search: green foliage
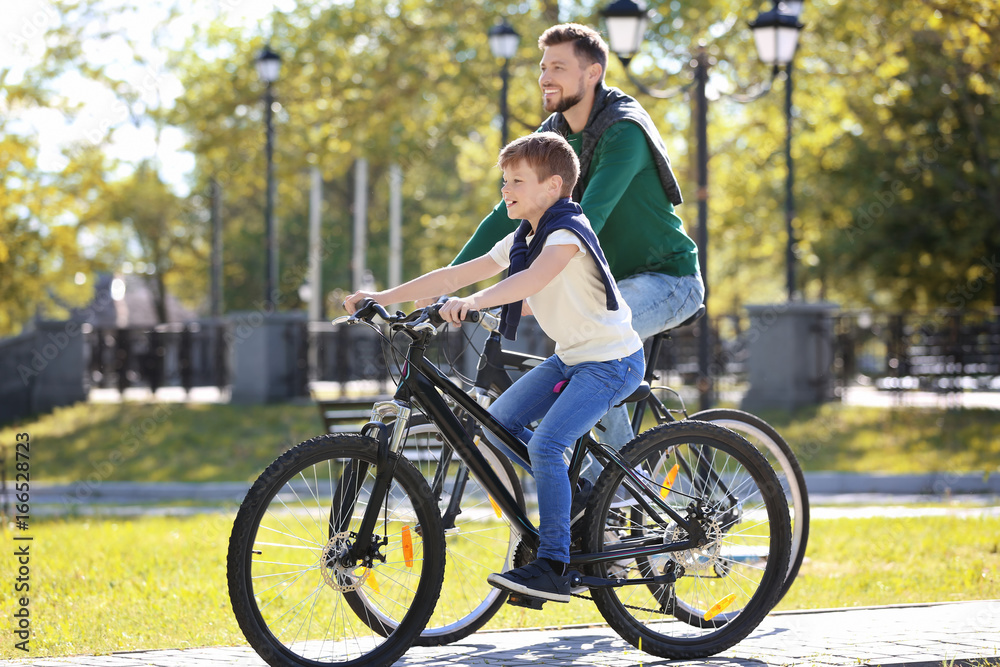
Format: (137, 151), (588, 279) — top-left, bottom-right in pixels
(4, 0), (1000, 335)
(806, 0), (1000, 310)
(168, 1), (562, 312)
(0, 131), (93, 334)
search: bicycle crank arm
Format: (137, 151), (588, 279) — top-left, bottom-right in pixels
(568, 570), (677, 589)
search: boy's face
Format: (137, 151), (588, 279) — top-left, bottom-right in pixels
(501, 162), (561, 224)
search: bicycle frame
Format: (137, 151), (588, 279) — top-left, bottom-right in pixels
(350, 321), (709, 572)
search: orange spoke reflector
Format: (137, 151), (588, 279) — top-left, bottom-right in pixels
(703, 593), (737, 621)
(661, 463), (680, 499)
(401, 525), (414, 568)
(488, 495), (502, 519)
(368, 572), (380, 594)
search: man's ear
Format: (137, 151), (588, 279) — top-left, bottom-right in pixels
(587, 62), (603, 87)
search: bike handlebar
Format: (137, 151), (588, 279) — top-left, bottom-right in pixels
(335, 297), (488, 334)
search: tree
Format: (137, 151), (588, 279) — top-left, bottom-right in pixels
(809, 0), (1000, 311)
(168, 1), (560, 313)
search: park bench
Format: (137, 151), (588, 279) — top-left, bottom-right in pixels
(313, 394), (447, 462)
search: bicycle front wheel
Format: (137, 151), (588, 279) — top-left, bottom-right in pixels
(228, 434), (445, 667)
(689, 408), (809, 603)
(584, 421), (790, 660)
(348, 416), (524, 646)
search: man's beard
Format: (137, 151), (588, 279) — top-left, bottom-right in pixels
(548, 89), (585, 113)
(544, 77), (586, 113)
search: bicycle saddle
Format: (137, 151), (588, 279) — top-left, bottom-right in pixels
(616, 382), (651, 407)
(674, 303), (706, 331)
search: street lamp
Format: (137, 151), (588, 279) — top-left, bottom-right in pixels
(750, 1), (805, 301)
(255, 44), (282, 307)
(488, 20), (520, 151)
(601, 0), (648, 67)
(601, 0), (713, 410)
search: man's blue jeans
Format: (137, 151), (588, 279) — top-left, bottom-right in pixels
(483, 348), (644, 564)
(593, 271), (705, 472)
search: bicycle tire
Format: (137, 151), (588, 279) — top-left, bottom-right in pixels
(583, 421), (790, 659)
(228, 434), (445, 667)
(688, 408), (808, 603)
(346, 415), (524, 646)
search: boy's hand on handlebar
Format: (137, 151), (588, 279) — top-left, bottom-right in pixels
(438, 296), (477, 326)
(343, 291), (380, 314)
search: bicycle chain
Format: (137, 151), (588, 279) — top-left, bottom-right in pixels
(568, 590), (671, 616)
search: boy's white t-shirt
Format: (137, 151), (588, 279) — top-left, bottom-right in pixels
(489, 227), (643, 366)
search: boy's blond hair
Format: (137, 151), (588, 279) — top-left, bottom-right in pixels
(538, 23), (609, 82)
(498, 132), (580, 198)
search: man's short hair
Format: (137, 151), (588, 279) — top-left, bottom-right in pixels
(538, 23), (609, 81)
(498, 132), (580, 198)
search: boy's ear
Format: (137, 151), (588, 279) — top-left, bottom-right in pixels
(547, 174), (564, 196)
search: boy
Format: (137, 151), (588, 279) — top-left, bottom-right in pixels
(344, 132), (644, 603)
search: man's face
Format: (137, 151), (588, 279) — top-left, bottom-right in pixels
(539, 42), (591, 114)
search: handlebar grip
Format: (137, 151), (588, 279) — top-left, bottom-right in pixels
(427, 303), (481, 325)
(354, 298), (392, 322)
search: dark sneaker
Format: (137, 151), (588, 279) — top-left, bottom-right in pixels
(488, 559), (571, 603)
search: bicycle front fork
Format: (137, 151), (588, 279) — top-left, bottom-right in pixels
(344, 399), (413, 562)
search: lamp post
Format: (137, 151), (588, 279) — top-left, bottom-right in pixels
(601, 0), (714, 410)
(255, 45), (282, 307)
(750, 1), (805, 301)
(488, 20), (520, 152)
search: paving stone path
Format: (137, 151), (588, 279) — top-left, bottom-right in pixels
(6, 600), (998, 667)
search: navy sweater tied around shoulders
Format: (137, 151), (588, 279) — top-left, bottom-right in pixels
(499, 198), (619, 341)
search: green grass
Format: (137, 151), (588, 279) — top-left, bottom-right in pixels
(777, 514), (1000, 611)
(755, 403), (1000, 474)
(1, 515), (245, 658)
(3, 401), (1000, 484)
(0, 401), (324, 484)
(3, 512), (997, 659)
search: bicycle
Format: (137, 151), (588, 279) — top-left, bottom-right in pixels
(228, 300), (792, 667)
(627, 305), (809, 609)
(381, 302), (808, 644)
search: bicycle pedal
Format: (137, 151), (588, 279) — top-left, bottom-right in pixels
(506, 593), (546, 610)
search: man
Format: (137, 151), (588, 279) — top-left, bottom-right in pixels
(452, 23), (704, 452)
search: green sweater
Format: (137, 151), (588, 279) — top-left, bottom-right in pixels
(453, 122), (699, 281)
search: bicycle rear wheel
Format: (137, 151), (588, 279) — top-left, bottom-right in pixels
(689, 408), (809, 603)
(228, 434), (445, 667)
(583, 421), (790, 659)
(346, 416), (524, 646)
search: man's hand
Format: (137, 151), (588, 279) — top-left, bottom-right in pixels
(438, 296), (477, 326)
(343, 291), (381, 314)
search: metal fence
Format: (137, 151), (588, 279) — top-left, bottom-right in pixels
(11, 308), (998, 416)
(81, 315), (750, 400)
(832, 309), (1000, 394)
(86, 321), (229, 394)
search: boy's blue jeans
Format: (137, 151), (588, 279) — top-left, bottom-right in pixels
(483, 348), (644, 564)
(595, 271), (705, 462)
